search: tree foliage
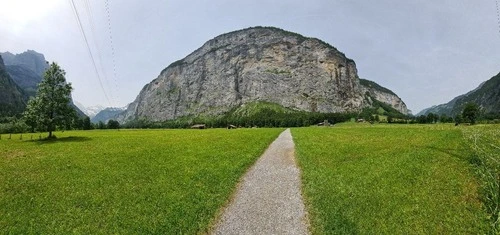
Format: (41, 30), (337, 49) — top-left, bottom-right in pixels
(107, 120), (120, 129)
(22, 62), (75, 137)
(83, 116), (92, 130)
(462, 102), (480, 125)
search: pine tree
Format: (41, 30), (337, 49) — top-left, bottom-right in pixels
(23, 62), (75, 138)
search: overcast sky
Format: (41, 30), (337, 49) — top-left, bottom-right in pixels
(1, 0), (499, 113)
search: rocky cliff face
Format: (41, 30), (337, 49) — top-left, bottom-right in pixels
(1, 50), (49, 77)
(120, 27), (408, 122)
(359, 79), (408, 114)
(5, 65), (42, 98)
(0, 55), (26, 117)
(418, 72), (500, 116)
(1, 50), (47, 97)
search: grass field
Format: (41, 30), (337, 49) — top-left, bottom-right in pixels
(0, 128), (283, 234)
(1, 124), (497, 234)
(292, 124), (491, 234)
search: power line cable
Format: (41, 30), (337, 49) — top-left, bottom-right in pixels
(68, 0), (112, 106)
(82, 0), (115, 104)
(105, 0), (120, 105)
(496, 0), (500, 35)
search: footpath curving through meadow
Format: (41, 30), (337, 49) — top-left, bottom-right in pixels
(212, 128), (309, 234)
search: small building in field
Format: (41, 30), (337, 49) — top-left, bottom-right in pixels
(317, 119), (330, 126)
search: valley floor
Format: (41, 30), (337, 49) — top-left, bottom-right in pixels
(0, 124), (497, 234)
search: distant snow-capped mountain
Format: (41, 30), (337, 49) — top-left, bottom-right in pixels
(91, 107), (126, 123)
(74, 101), (105, 118)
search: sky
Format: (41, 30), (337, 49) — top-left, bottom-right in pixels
(0, 0), (499, 113)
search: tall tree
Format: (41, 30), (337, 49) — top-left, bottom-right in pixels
(82, 116), (92, 130)
(462, 102), (480, 125)
(107, 120), (120, 129)
(23, 62), (75, 138)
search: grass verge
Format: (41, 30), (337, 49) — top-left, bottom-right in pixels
(292, 124), (489, 234)
(462, 125), (500, 232)
(0, 128), (282, 234)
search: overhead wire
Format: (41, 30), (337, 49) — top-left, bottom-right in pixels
(68, 0), (112, 106)
(105, 0), (120, 105)
(82, 0), (115, 105)
(496, 0), (500, 35)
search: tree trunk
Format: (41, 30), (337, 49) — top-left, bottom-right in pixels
(48, 130), (52, 138)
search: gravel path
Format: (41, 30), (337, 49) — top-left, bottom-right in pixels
(212, 128), (309, 235)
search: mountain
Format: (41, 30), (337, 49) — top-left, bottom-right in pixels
(417, 72), (500, 117)
(91, 107), (126, 123)
(0, 50), (86, 118)
(359, 79), (408, 114)
(1, 50), (49, 77)
(0, 55), (26, 117)
(4, 65), (42, 97)
(74, 101), (105, 118)
(118, 26), (408, 123)
(1, 50), (48, 98)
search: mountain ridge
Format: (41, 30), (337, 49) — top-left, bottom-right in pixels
(417, 72), (500, 117)
(118, 26), (408, 123)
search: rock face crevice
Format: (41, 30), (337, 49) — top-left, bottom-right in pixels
(119, 27), (408, 122)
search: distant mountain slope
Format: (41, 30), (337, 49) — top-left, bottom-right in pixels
(1, 50), (86, 118)
(359, 79), (407, 115)
(418, 72), (500, 116)
(1, 50), (49, 77)
(118, 26), (408, 123)
(74, 101), (105, 118)
(91, 107), (125, 123)
(5, 65), (42, 97)
(1, 50), (48, 98)
(0, 55), (26, 116)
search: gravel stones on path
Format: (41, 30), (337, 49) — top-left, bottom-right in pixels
(212, 128), (309, 235)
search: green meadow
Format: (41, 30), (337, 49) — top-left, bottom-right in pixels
(0, 129), (283, 234)
(292, 124), (493, 234)
(1, 124), (498, 234)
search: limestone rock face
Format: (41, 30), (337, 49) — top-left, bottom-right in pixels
(0, 50), (49, 77)
(120, 27), (408, 122)
(0, 55), (26, 116)
(359, 79), (408, 115)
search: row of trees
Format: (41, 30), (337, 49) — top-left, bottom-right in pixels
(73, 117), (120, 130)
(412, 103), (487, 125)
(123, 110), (354, 129)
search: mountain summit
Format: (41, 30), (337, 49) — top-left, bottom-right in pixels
(119, 27), (408, 122)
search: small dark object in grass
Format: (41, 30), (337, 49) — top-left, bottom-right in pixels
(191, 124), (206, 129)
